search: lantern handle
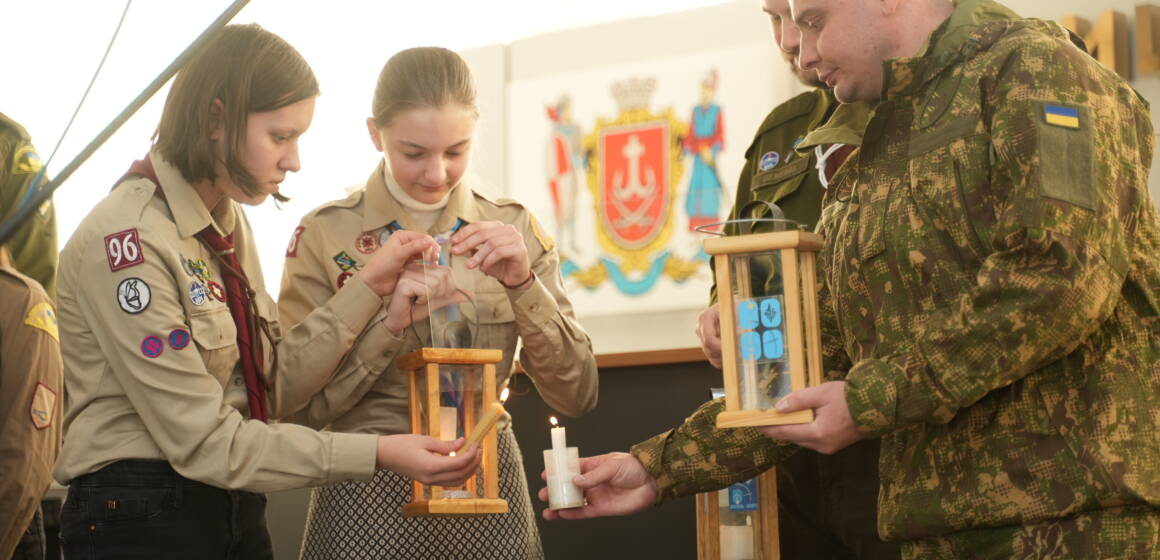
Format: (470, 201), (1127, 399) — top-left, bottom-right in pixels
(693, 200), (803, 236)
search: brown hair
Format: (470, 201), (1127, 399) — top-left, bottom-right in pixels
(153, 24), (318, 201)
(371, 47), (478, 128)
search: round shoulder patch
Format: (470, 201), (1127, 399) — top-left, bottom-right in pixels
(141, 335), (164, 358)
(117, 278), (152, 314)
(759, 151), (780, 171)
(168, 328), (191, 350)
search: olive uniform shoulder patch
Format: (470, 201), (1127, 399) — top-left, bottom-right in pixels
(1035, 101), (1094, 209)
(23, 302), (59, 341)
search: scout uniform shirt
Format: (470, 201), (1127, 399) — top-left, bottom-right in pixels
(0, 113), (58, 298)
(278, 161), (598, 434)
(637, 0), (1160, 553)
(0, 265), (62, 558)
(53, 151), (396, 492)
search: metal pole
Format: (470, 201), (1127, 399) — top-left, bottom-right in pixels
(0, 0), (251, 245)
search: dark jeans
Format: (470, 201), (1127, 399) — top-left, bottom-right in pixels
(59, 460), (271, 560)
(777, 438), (902, 559)
(11, 506), (45, 560)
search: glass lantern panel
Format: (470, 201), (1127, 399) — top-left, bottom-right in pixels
(425, 239), (478, 350)
(437, 363), (484, 499)
(730, 250), (791, 411)
(716, 478), (766, 560)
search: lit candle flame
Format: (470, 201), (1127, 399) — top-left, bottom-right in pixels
(500, 387), (510, 403)
(550, 416), (559, 427)
(450, 451), (456, 457)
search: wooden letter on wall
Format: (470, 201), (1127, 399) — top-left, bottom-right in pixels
(1061, 11), (1131, 79)
(1138, 4), (1160, 75)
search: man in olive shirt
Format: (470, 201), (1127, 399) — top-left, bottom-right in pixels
(0, 113), (57, 298)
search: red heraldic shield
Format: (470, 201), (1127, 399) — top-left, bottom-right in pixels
(600, 123), (669, 250)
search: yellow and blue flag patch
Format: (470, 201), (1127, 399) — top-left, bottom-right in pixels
(24, 302), (58, 341)
(1043, 104), (1080, 129)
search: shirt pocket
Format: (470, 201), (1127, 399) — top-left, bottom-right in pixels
(466, 287), (518, 372)
(750, 157), (811, 218)
(189, 306), (239, 384)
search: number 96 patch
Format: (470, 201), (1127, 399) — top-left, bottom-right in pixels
(105, 228), (145, 272)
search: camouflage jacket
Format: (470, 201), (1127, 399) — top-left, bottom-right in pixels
(635, 0), (1160, 542)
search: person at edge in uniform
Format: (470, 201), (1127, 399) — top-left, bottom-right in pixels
(279, 46), (598, 560)
(0, 243), (62, 560)
(53, 25), (483, 559)
(0, 113), (57, 299)
(546, 0), (1160, 558)
(537, 2), (894, 559)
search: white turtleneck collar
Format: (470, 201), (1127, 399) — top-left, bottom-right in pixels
(382, 163), (455, 232)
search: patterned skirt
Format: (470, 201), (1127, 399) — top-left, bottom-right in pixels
(299, 428), (544, 560)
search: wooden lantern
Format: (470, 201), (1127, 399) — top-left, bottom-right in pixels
(705, 230), (825, 427)
(399, 347), (509, 516)
(695, 469), (780, 560)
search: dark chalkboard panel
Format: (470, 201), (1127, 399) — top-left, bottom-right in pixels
(507, 356), (719, 560)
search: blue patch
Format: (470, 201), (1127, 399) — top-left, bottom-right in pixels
(168, 328), (191, 350)
(727, 478), (759, 512)
(759, 151), (780, 171)
(189, 282), (207, 306)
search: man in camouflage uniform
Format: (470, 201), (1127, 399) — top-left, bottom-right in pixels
(0, 112), (57, 298)
(547, 0), (1159, 557)
(692, 0), (892, 557)
(548, 1), (895, 558)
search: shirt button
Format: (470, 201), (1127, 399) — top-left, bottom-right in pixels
(529, 304), (541, 313)
(233, 377), (243, 386)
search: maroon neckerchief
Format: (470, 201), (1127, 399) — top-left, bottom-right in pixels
(123, 157), (270, 422)
(824, 144), (855, 184)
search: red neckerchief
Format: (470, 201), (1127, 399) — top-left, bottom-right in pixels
(123, 157), (270, 422)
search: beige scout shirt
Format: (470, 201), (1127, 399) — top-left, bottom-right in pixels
(0, 265), (61, 558)
(278, 162), (598, 434)
(53, 152), (389, 492)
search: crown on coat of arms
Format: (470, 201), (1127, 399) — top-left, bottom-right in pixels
(611, 77), (657, 112)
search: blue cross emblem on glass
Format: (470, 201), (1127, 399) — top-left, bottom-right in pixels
(736, 296), (785, 364)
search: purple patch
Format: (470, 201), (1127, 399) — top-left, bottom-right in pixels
(141, 335), (164, 358)
(168, 328), (191, 350)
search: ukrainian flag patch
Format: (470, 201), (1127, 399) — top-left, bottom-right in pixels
(1043, 104), (1080, 129)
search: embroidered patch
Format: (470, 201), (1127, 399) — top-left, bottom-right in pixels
(333, 251), (358, 271)
(286, 226), (305, 258)
(180, 255), (196, 277)
(168, 328), (191, 350)
(189, 259), (211, 284)
(206, 281), (226, 302)
(356, 231), (380, 254)
(23, 302), (59, 341)
(29, 383), (56, 430)
(189, 282), (208, 306)
(337, 271), (354, 288)
(1043, 103), (1080, 129)
(528, 215), (556, 252)
(141, 335), (164, 358)
(104, 228), (144, 272)
(116, 278), (152, 314)
(759, 151), (780, 171)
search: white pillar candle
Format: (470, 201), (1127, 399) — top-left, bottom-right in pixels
(544, 416), (583, 509)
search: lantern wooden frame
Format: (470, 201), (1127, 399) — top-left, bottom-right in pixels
(695, 469), (780, 560)
(705, 230), (824, 428)
(399, 347), (509, 516)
